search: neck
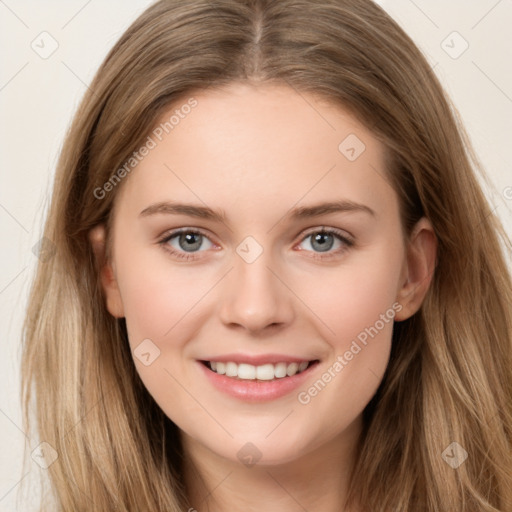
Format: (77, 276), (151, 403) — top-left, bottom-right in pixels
(181, 415), (363, 512)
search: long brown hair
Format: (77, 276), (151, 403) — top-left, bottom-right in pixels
(21, 0), (512, 510)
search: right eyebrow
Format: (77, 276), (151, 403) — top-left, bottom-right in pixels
(139, 201), (227, 223)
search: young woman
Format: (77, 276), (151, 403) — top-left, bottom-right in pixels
(22, 0), (512, 510)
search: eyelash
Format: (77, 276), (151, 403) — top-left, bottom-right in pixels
(157, 227), (354, 261)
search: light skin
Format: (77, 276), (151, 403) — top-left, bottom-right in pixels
(90, 82), (437, 512)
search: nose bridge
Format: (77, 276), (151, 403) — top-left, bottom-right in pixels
(219, 240), (294, 332)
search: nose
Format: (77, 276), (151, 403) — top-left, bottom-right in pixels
(218, 249), (295, 334)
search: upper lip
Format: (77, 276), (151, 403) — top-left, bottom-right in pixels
(199, 353), (318, 366)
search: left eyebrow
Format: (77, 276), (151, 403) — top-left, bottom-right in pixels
(289, 200), (376, 219)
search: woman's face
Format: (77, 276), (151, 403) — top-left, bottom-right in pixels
(97, 82), (434, 466)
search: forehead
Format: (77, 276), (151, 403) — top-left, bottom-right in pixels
(114, 82), (395, 222)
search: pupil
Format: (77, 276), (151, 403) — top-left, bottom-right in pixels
(180, 232), (202, 251)
(312, 232), (333, 252)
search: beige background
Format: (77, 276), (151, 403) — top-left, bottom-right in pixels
(0, 1), (511, 510)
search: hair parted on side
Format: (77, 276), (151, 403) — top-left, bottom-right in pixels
(21, 0), (512, 511)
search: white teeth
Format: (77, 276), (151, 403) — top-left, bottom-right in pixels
(225, 362), (238, 377)
(238, 363), (256, 380)
(256, 364), (275, 381)
(286, 362), (299, 376)
(207, 360), (312, 380)
(274, 362), (288, 378)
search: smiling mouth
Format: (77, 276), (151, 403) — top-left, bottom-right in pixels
(200, 360), (320, 381)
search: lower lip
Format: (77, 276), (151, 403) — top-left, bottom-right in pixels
(197, 361), (320, 402)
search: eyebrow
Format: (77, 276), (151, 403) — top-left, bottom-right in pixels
(139, 199), (376, 222)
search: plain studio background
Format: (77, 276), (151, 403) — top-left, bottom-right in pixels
(0, 1), (511, 510)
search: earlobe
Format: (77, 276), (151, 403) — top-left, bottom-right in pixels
(394, 217), (438, 322)
(88, 224), (125, 318)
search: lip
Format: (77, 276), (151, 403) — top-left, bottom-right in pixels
(197, 359), (320, 403)
(200, 353), (313, 366)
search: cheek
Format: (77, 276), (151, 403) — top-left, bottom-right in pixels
(115, 244), (210, 346)
(113, 250), (208, 413)
(298, 240), (403, 345)
(291, 242), (402, 417)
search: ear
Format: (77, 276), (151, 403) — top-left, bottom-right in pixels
(89, 224), (125, 318)
(394, 217), (437, 322)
